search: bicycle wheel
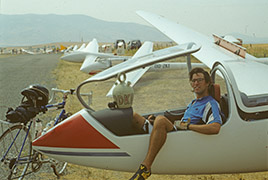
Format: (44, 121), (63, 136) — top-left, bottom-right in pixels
(51, 159), (67, 177)
(0, 124), (32, 180)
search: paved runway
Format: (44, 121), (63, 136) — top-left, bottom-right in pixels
(0, 54), (60, 120)
(0, 53), (61, 179)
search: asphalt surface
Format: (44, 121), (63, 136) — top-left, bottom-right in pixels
(0, 54), (61, 120)
(0, 53), (62, 179)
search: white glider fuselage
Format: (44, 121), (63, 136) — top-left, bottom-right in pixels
(61, 39), (129, 74)
(61, 51), (89, 62)
(32, 60), (268, 174)
(32, 11), (268, 175)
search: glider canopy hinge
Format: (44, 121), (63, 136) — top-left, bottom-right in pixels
(213, 34), (246, 59)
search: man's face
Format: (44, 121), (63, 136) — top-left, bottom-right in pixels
(190, 73), (209, 98)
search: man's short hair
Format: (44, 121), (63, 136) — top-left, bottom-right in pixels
(189, 67), (211, 84)
(189, 67), (217, 97)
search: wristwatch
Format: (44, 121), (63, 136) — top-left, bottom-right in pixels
(187, 123), (191, 130)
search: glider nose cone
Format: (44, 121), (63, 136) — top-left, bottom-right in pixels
(32, 112), (119, 149)
(80, 64), (93, 74)
(80, 61), (104, 74)
(61, 52), (84, 62)
(60, 54), (72, 61)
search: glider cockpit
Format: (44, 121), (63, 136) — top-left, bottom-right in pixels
(211, 60), (268, 124)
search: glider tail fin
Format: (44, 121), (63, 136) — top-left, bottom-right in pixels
(60, 45), (67, 51)
(77, 43), (86, 51)
(106, 41), (154, 97)
(132, 41), (153, 58)
(84, 38), (99, 53)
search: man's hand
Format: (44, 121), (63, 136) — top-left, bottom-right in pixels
(174, 120), (187, 130)
(174, 118), (191, 130)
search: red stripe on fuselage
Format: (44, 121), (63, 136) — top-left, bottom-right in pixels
(32, 114), (119, 149)
(89, 70), (101, 75)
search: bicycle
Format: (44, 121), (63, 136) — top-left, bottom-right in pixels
(0, 87), (92, 180)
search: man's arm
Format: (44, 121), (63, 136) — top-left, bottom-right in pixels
(183, 122), (221, 135)
(188, 99), (222, 135)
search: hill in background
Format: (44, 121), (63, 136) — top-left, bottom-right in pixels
(0, 14), (170, 47)
(1, 14), (267, 47)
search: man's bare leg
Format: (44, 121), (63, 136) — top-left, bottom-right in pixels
(141, 115), (174, 170)
(133, 112), (146, 130)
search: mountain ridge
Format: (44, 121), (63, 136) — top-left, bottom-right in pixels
(1, 14), (267, 47)
(0, 14), (169, 46)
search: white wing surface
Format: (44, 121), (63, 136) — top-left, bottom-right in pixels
(80, 43), (200, 84)
(21, 48), (38, 55)
(136, 11), (247, 69)
(136, 11), (268, 102)
(77, 42), (200, 108)
(61, 38), (129, 64)
(106, 41), (153, 97)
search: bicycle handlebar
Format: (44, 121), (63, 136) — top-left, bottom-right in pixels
(49, 88), (92, 106)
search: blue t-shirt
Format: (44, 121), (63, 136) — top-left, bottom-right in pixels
(182, 96), (222, 125)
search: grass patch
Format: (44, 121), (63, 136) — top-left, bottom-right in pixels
(243, 44), (268, 57)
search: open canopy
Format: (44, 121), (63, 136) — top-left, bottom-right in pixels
(76, 42), (201, 109)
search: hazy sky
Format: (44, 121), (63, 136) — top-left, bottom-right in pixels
(1, 0), (268, 37)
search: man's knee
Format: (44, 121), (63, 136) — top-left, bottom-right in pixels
(154, 115), (174, 131)
(154, 115), (168, 127)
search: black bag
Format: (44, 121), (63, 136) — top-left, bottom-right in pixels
(6, 102), (39, 124)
